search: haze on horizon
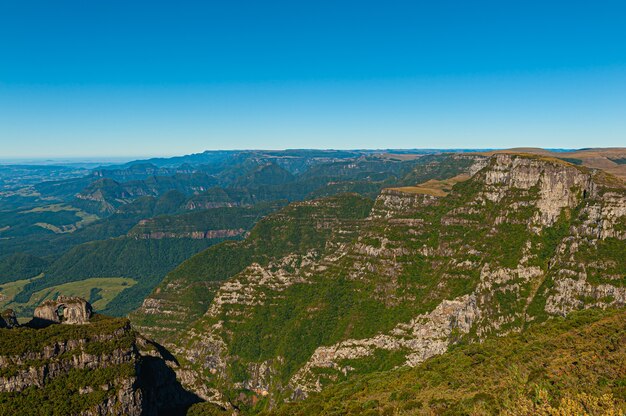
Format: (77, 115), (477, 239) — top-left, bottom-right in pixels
(1, 1), (625, 158)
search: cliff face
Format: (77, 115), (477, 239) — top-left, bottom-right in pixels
(0, 315), (200, 415)
(131, 154), (626, 410)
(288, 154), (625, 395)
(130, 227), (246, 240)
(0, 316), (143, 415)
(126, 203), (284, 241)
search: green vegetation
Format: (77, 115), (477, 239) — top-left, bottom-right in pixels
(3, 202), (290, 318)
(558, 157), (584, 165)
(128, 201), (285, 237)
(14, 277), (135, 314)
(131, 153), (626, 413)
(581, 237), (626, 287)
(0, 277), (38, 312)
(131, 193), (375, 340)
(495, 223), (528, 268)
(228, 277), (364, 380)
(399, 154), (476, 186)
(3, 152), (625, 414)
(0, 364), (137, 416)
(11, 238), (213, 316)
(186, 402), (231, 415)
(387, 174), (470, 197)
(0, 253), (48, 284)
(0, 314), (132, 356)
(1, 201), (286, 317)
(0, 204), (90, 237)
(0, 315), (137, 416)
(264, 309), (626, 416)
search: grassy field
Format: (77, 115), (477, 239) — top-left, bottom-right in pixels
(0, 276), (136, 316)
(388, 173), (470, 196)
(22, 203), (78, 213)
(25, 203), (100, 234)
(0, 276), (38, 307)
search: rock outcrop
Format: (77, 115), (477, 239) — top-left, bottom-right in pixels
(33, 296), (92, 326)
(290, 294), (481, 395)
(0, 309), (18, 329)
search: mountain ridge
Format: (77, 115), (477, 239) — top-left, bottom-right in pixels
(130, 152), (625, 411)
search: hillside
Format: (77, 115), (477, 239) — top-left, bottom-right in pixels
(127, 202), (284, 239)
(261, 308), (626, 415)
(131, 193), (376, 343)
(0, 312), (200, 415)
(2, 238), (214, 317)
(132, 153), (626, 411)
(0, 202), (287, 318)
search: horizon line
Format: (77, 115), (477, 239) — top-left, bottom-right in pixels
(3, 146), (613, 162)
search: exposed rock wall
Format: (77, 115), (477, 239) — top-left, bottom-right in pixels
(479, 154), (597, 226)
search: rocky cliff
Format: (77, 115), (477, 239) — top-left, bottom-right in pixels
(0, 314), (201, 415)
(131, 153), (626, 411)
(126, 203), (284, 241)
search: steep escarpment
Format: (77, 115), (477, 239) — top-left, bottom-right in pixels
(131, 153), (625, 412)
(127, 203), (284, 240)
(0, 315), (200, 415)
(131, 193), (375, 345)
(263, 308), (626, 416)
(0, 315), (143, 415)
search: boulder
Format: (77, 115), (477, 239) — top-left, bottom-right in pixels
(33, 296), (93, 326)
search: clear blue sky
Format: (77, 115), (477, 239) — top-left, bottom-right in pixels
(1, 1), (625, 157)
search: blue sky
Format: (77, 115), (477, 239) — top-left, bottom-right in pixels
(1, 1), (625, 157)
